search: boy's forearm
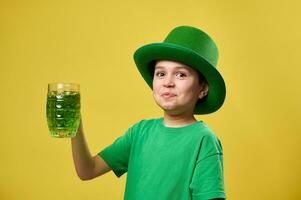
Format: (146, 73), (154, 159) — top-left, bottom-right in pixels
(71, 118), (94, 180)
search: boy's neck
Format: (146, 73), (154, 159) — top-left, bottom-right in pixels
(163, 112), (197, 128)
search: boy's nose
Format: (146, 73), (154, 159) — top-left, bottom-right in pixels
(163, 75), (175, 87)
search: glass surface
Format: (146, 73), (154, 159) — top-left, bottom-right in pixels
(46, 83), (80, 138)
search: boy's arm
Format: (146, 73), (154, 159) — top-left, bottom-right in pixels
(71, 118), (112, 180)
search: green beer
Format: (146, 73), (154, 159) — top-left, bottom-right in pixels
(46, 84), (80, 138)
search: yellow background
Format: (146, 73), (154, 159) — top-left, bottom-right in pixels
(1, 0), (300, 199)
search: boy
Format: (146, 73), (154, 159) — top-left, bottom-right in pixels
(71, 26), (226, 200)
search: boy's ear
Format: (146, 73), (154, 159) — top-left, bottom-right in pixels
(198, 83), (209, 99)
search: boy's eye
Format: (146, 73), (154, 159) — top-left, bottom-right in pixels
(176, 72), (187, 78)
(155, 72), (165, 77)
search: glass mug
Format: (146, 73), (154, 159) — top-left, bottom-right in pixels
(46, 83), (81, 138)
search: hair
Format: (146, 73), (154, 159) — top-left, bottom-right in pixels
(196, 71), (208, 86)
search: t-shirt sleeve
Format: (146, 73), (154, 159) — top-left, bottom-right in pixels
(98, 125), (135, 178)
(190, 134), (226, 200)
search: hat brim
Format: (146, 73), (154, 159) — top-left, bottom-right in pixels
(133, 42), (226, 114)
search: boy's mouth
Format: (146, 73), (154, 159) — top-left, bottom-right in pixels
(161, 92), (177, 98)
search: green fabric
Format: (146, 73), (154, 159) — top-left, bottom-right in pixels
(98, 118), (226, 200)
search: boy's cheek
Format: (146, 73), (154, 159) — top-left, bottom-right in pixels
(152, 83), (160, 93)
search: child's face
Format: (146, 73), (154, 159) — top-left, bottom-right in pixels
(152, 60), (208, 115)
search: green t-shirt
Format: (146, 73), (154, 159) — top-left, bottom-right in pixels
(98, 117), (226, 200)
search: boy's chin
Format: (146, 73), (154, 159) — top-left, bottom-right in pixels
(161, 107), (190, 116)
(155, 101), (194, 116)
